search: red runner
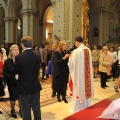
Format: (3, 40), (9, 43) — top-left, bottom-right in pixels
(64, 99), (112, 120)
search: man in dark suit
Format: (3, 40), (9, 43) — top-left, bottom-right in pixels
(41, 42), (50, 79)
(15, 36), (42, 120)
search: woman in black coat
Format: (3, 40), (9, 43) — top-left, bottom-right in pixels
(52, 40), (70, 103)
(3, 44), (19, 118)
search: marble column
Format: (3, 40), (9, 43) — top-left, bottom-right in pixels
(52, 0), (82, 48)
(52, 0), (70, 43)
(4, 17), (18, 43)
(21, 9), (39, 45)
(89, 8), (113, 46)
(69, 0), (82, 47)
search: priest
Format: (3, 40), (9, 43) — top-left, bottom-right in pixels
(68, 36), (94, 113)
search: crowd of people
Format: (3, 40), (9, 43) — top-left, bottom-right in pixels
(0, 35), (119, 119)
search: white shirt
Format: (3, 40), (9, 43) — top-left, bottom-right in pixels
(108, 51), (117, 63)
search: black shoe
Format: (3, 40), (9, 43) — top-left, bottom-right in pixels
(105, 85), (109, 87)
(101, 87), (106, 89)
(113, 78), (115, 81)
(63, 99), (68, 103)
(114, 86), (119, 92)
(11, 110), (17, 118)
(62, 97), (68, 103)
(57, 95), (61, 102)
(0, 111), (2, 114)
(51, 93), (56, 98)
(19, 109), (22, 117)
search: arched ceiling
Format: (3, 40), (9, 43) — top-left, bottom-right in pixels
(110, 0), (120, 10)
(46, 8), (53, 23)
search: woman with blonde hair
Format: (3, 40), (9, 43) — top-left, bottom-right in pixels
(99, 46), (113, 89)
(52, 40), (70, 103)
(3, 44), (20, 118)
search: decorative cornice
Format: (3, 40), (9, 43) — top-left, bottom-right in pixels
(21, 9), (39, 16)
(89, 7), (113, 15)
(4, 17), (18, 22)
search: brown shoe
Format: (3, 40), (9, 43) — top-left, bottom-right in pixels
(114, 86), (119, 92)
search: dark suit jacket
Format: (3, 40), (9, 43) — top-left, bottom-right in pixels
(52, 50), (69, 81)
(15, 49), (42, 95)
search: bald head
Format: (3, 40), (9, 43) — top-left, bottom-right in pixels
(21, 36), (32, 48)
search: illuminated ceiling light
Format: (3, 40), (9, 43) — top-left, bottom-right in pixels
(47, 20), (53, 23)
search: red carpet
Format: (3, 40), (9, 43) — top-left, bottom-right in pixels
(64, 99), (112, 120)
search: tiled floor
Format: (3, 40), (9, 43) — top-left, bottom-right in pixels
(0, 76), (117, 120)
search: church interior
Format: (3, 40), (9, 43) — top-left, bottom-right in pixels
(0, 0), (120, 120)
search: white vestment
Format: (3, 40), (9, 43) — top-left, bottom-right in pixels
(68, 44), (94, 113)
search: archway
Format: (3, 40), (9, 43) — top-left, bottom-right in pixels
(82, 0), (89, 44)
(37, 0), (52, 44)
(43, 7), (53, 45)
(6, 0), (22, 44)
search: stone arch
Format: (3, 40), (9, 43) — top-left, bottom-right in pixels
(41, 4), (53, 44)
(6, 0), (22, 17)
(37, 0), (52, 44)
(0, 0), (6, 16)
(43, 6), (53, 44)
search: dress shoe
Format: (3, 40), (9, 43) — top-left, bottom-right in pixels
(19, 109), (22, 117)
(107, 79), (110, 82)
(114, 86), (119, 92)
(0, 111), (2, 114)
(57, 95), (61, 102)
(105, 85), (109, 87)
(51, 93), (56, 98)
(11, 110), (17, 118)
(101, 87), (106, 89)
(113, 78), (115, 81)
(63, 98), (68, 103)
(62, 97), (68, 103)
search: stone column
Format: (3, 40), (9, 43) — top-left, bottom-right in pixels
(0, 23), (5, 45)
(52, 0), (69, 42)
(4, 17), (18, 43)
(89, 8), (113, 46)
(21, 9), (39, 45)
(52, 0), (82, 48)
(88, 0), (113, 46)
(69, 0), (82, 47)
